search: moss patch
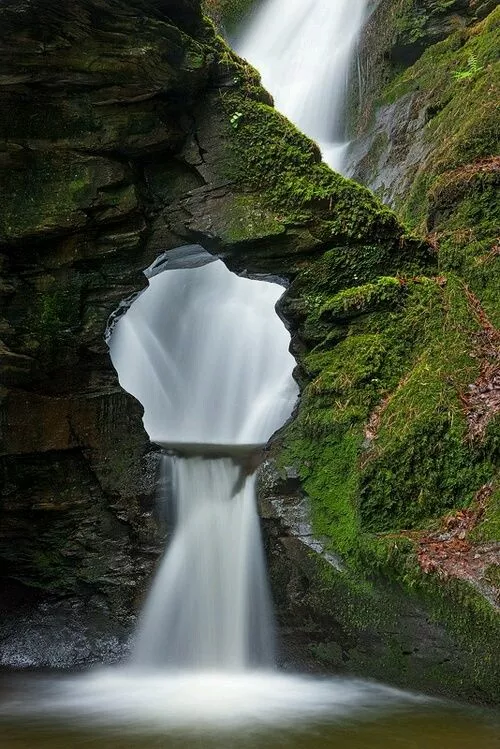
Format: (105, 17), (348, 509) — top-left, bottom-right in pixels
(219, 91), (403, 244)
(203, 0), (258, 32)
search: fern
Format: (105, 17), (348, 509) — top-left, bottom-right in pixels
(453, 54), (484, 81)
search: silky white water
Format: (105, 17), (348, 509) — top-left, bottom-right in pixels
(109, 250), (298, 448)
(108, 246), (298, 668)
(236, 0), (368, 173)
(134, 458), (274, 667)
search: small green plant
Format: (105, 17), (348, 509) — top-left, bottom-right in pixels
(452, 54), (484, 81)
(229, 111), (243, 129)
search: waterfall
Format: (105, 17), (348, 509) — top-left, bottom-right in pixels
(134, 458), (274, 668)
(108, 245), (298, 669)
(109, 248), (297, 448)
(236, 0), (368, 173)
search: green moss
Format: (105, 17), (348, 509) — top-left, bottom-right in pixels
(282, 428), (362, 556)
(333, 8), (500, 538)
(356, 273), (499, 530)
(432, 167), (500, 325)
(384, 7), (500, 241)
(0, 152), (137, 241)
(346, 534), (500, 697)
(216, 193), (286, 243)
(281, 245), (433, 331)
(281, 279), (440, 552)
(319, 277), (405, 320)
(27, 549), (73, 592)
(274, 531), (499, 700)
(203, 0), (258, 31)
(27, 278), (83, 365)
(0, 154), (87, 239)
(280, 261), (499, 546)
(361, 414), (493, 530)
(216, 73), (405, 244)
(484, 562), (500, 588)
(472, 486), (500, 543)
(388, 547), (500, 692)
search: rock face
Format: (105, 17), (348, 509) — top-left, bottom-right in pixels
(0, 0), (215, 662)
(202, 0), (257, 32)
(259, 460), (497, 700)
(0, 0), (498, 702)
(348, 1), (499, 211)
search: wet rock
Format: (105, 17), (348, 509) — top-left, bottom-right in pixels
(2, 0), (496, 705)
(0, 582), (131, 669)
(257, 458), (499, 702)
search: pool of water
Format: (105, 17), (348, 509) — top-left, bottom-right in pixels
(0, 670), (497, 749)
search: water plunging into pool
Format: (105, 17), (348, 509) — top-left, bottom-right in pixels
(108, 246), (298, 668)
(236, 0), (368, 173)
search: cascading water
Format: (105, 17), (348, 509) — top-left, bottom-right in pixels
(109, 248), (297, 449)
(236, 0), (368, 173)
(108, 245), (299, 669)
(134, 458), (274, 668)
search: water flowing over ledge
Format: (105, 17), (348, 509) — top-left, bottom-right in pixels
(108, 248), (298, 449)
(236, 0), (368, 173)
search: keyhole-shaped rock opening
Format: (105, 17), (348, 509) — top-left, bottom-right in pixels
(107, 245), (299, 457)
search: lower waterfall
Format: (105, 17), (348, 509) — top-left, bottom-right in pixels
(108, 245), (298, 669)
(133, 457), (274, 668)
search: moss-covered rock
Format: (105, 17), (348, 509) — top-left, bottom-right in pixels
(348, 4), (499, 543)
(301, 0), (500, 700)
(202, 0), (258, 33)
(261, 461), (500, 703)
(0, 0), (423, 666)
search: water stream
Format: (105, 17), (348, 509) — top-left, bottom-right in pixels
(134, 457), (274, 668)
(236, 0), (368, 173)
(0, 4), (497, 745)
(0, 247), (434, 735)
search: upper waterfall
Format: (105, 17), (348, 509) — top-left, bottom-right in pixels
(236, 0), (368, 173)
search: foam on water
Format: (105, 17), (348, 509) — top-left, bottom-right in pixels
(1, 670), (426, 733)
